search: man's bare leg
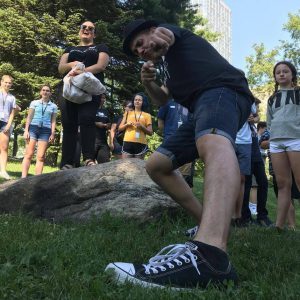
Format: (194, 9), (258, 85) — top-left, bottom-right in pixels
(146, 152), (202, 223)
(194, 134), (240, 251)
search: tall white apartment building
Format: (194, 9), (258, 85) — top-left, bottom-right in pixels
(190, 0), (232, 62)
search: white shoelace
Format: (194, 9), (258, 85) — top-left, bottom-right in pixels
(143, 243), (200, 275)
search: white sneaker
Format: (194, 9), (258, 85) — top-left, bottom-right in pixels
(0, 171), (10, 180)
(249, 203), (257, 215)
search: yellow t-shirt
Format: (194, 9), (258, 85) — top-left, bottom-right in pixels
(123, 110), (152, 144)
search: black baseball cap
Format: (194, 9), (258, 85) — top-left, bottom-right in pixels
(123, 19), (160, 56)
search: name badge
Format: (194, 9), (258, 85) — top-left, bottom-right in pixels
(135, 131), (140, 139)
(0, 112), (4, 119)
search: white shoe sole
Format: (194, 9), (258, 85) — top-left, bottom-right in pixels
(105, 263), (186, 291)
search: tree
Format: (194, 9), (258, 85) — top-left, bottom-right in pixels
(0, 0), (220, 164)
(281, 11), (300, 69)
(0, 0), (66, 162)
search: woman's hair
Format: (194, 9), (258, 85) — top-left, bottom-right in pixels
(273, 61), (298, 91)
(123, 100), (133, 109)
(257, 121), (267, 131)
(40, 84), (51, 92)
(132, 92), (149, 112)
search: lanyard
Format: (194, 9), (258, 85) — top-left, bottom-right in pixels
(134, 111), (142, 123)
(41, 100), (49, 117)
(1, 92), (8, 111)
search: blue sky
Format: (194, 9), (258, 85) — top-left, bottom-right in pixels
(225, 0), (300, 71)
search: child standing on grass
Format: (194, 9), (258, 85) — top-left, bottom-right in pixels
(21, 85), (57, 178)
(0, 75), (17, 180)
(267, 61), (300, 230)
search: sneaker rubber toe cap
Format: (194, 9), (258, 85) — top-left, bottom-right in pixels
(105, 263), (136, 282)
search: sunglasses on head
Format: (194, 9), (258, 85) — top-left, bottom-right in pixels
(80, 25), (95, 32)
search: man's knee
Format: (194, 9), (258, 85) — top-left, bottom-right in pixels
(145, 152), (173, 177)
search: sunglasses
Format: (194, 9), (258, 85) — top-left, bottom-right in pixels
(80, 25), (95, 32)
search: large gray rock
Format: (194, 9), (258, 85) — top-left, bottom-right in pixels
(0, 159), (180, 222)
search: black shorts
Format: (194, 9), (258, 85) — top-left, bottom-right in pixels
(122, 141), (148, 156)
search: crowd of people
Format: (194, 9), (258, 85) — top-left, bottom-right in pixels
(0, 19), (299, 290)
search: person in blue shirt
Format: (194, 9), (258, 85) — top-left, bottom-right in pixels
(158, 99), (195, 187)
(21, 85), (57, 177)
(157, 99), (188, 140)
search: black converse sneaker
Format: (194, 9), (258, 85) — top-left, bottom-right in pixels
(105, 241), (238, 290)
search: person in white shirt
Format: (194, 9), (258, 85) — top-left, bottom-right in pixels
(0, 75), (17, 180)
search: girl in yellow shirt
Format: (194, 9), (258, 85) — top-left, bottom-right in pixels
(118, 93), (153, 159)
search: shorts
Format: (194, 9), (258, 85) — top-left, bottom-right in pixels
(270, 138), (300, 153)
(235, 143), (252, 176)
(122, 141), (148, 156)
(156, 87), (252, 169)
(29, 125), (51, 142)
(0, 120), (7, 132)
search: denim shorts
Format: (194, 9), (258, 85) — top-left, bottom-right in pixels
(29, 125), (51, 141)
(235, 143), (252, 175)
(0, 120), (7, 132)
(156, 87), (252, 169)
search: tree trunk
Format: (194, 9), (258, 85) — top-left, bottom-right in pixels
(12, 132), (18, 157)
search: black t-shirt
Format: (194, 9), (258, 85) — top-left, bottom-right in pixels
(64, 44), (109, 82)
(160, 24), (254, 109)
(95, 108), (110, 142)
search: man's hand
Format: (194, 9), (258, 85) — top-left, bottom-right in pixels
(248, 114), (255, 123)
(141, 61), (156, 83)
(150, 27), (174, 56)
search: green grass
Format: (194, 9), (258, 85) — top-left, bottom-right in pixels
(0, 160), (58, 183)
(0, 164), (299, 299)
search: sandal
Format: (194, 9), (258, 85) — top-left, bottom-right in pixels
(84, 159), (97, 166)
(61, 164), (74, 170)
